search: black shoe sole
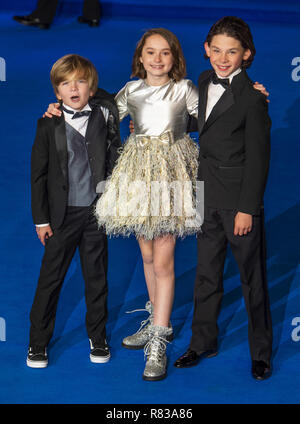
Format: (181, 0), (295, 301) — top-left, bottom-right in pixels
(252, 370), (272, 381)
(13, 18), (50, 29)
(122, 333), (174, 350)
(77, 17), (99, 26)
(122, 342), (144, 350)
(142, 372), (167, 381)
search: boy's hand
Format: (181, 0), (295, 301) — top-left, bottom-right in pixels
(234, 212), (252, 236)
(129, 120), (134, 133)
(253, 82), (270, 102)
(43, 103), (61, 118)
(36, 225), (53, 246)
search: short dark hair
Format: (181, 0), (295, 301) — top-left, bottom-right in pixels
(205, 16), (256, 68)
(131, 28), (186, 81)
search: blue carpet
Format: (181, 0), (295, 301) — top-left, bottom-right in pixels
(0, 2), (299, 404)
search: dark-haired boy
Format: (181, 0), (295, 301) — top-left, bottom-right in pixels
(175, 16), (273, 380)
(28, 54), (121, 368)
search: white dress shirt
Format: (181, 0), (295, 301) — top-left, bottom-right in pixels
(36, 102), (109, 227)
(205, 68), (241, 121)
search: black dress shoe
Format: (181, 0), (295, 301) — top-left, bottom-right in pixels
(77, 16), (100, 27)
(251, 360), (272, 380)
(174, 348), (218, 368)
(13, 15), (50, 29)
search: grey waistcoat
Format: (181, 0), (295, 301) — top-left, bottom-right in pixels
(65, 122), (97, 207)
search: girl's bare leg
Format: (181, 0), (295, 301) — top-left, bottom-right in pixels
(138, 237), (156, 305)
(152, 235), (176, 327)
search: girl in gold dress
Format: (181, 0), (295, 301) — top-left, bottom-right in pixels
(95, 28), (200, 381)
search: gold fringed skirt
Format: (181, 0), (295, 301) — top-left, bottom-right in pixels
(95, 131), (200, 240)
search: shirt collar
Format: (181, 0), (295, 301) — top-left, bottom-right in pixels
(62, 102), (92, 114)
(215, 68), (241, 83)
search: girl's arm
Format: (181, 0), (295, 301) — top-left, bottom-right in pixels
(185, 80), (199, 119)
(114, 83), (129, 122)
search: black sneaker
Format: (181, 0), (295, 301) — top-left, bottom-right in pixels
(89, 339), (111, 363)
(27, 346), (48, 368)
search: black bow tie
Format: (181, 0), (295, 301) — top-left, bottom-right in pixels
(61, 105), (91, 119)
(72, 110), (91, 119)
(212, 73), (230, 89)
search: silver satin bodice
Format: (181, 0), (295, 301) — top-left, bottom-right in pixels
(115, 79), (198, 139)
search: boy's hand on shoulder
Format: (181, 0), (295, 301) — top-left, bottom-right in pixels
(234, 212), (252, 236)
(43, 103), (61, 118)
(253, 82), (270, 103)
(36, 225), (53, 246)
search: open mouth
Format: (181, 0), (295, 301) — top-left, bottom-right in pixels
(70, 95), (80, 102)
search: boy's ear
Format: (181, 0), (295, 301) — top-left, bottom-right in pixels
(204, 42), (211, 57)
(243, 48), (251, 61)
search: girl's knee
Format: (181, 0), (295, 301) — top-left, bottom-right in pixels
(142, 253), (154, 265)
(153, 261), (174, 279)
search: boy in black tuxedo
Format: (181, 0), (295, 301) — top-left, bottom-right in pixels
(174, 17), (273, 380)
(27, 54), (121, 368)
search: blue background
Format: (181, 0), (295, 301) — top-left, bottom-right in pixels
(0, 0), (299, 404)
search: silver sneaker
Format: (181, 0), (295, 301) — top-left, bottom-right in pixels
(122, 301), (173, 350)
(143, 326), (170, 381)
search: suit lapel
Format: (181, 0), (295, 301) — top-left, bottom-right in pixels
(54, 115), (68, 181)
(85, 106), (105, 144)
(197, 77), (210, 136)
(204, 87), (235, 131)
(202, 69), (249, 133)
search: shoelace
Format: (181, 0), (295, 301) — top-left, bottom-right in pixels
(28, 346), (47, 357)
(89, 339), (109, 351)
(125, 301), (153, 334)
(125, 300), (152, 315)
(134, 316), (152, 334)
(144, 335), (170, 364)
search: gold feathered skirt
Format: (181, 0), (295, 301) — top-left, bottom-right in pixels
(95, 130), (200, 240)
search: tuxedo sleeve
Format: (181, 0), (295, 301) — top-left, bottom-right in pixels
(31, 119), (50, 225)
(238, 95), (271, 215)
(187, 115), (198, 132)
(105, 110), (122, 178)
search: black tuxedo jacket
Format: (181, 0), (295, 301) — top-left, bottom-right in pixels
(31, 89), (121, 229)
(196, 69), (271, 215)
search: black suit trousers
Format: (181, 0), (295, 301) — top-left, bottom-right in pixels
(29, 204), (108, 347)
(30, 0), (101, 23)
(190, 207), (273, 363)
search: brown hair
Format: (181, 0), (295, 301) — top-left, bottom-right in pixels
(205, 16), (256, 68)
(131, 28), (186, 81)
(50, 54), (98, 95)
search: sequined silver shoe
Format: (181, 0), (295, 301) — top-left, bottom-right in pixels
(122, 301), (173, 350)
(122, 301), (154, 350)
(142, 325), (170, 381)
